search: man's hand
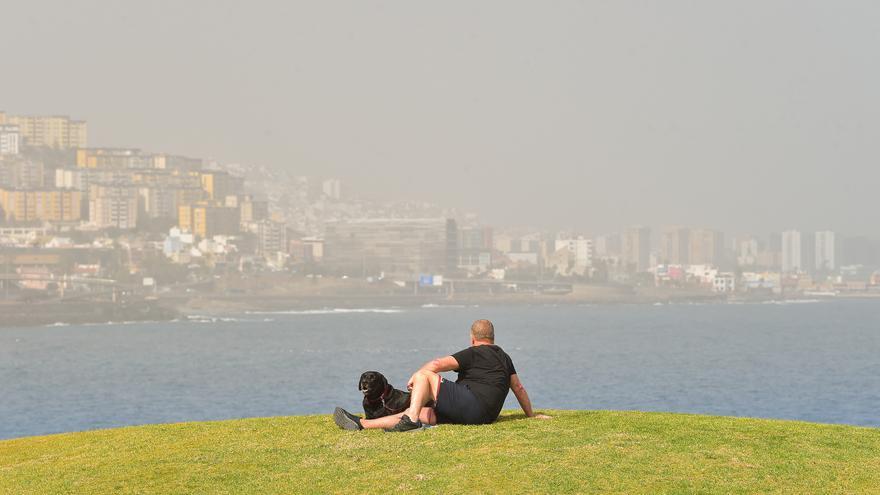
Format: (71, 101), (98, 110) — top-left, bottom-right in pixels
(406, 373), (419, 391)
(531, 413), (552, 420)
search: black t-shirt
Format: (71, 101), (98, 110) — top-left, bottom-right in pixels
(452, 344), (517, 421)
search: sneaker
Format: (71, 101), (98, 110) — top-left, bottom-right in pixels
(384, 414), (423, 433)
(333, 407), (363, 431)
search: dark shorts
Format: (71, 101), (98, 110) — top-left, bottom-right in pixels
(434, 378), (491, 425)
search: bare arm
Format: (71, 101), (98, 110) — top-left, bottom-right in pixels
(510, 374), (551, 419)
(420, 355), (459, 373)
(510, 374), (534, 417)
(407, 355), (459, 389)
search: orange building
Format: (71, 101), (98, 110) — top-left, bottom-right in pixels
(178, 202), (239, 239)
(0, 187), (83, 222)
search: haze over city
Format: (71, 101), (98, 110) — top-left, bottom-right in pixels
(3, 0), (879, 234)
(4, 5), (880, 494)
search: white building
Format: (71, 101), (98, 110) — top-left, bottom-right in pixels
(815, 231), (836, 272)
(0, 125), (20, 155)
(56, 168), (86, 190)
(554, 237), (593, 268)
(713, 272), (736, 293)
(686, 264), (719, 285)
(781, 230), (802, 273)
(322, 178), (341, 200)
(742, 271), (781, 292)
(737, 237), (759, 267)
(0, 226), (48, 246)
(257, 219), (288, 257)
(163, 227), (195, 262)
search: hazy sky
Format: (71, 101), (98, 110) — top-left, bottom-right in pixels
(3, 1), (878, 235)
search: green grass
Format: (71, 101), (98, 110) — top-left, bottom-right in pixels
(1, 411), (879, 494)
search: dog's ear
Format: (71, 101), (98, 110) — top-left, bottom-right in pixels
(378, 373), (388, 390)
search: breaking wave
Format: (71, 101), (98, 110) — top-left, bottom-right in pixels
(246, 308), (405, 315)
(185, 315), (276, 323)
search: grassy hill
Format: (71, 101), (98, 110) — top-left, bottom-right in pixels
(1, 411), (878, 494)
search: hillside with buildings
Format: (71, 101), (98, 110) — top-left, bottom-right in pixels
(2, 110), (880, 325)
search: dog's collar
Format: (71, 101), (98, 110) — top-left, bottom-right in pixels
(364, 384), (393, 405)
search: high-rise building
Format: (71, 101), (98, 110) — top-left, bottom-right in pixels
(554, 237), (593, 268)
(55, 168), (86, 190)
(89, 184), (139, 229)
(178, 202), (240, 238)
(689, 229), (725, 266)
(802, 233), (816, 274)
(781, 230), (802, 273)
(814, 231), (836, 272)
(257, 219), (288, 256)
(446, 219), (459, 274)
(141, 187), (194, 225)
(458, 226), (493, 272)
(0, 112), (87, 149)
(0, 124), (20, 155)
(240, 195), (269, 223)
(200, 171), (243, 200)
(0, 187), (83, 223)
(622, 226), (651, 272)
(660, 226), (690, 265)
(324, 218), (455, 276)
(76, 148), (157, 169)
(322, 178), (341, 200)
(55, 168), (132, 191)
(152, 154), (203, 172)
(594, 232), (622, 258)
(0, 159), (44, 189)
(737, 236), (760, 267)
(74, 149), (204, 172)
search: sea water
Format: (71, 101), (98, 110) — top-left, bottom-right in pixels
(1, 299), (878, 439)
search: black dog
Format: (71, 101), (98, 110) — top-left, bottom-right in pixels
(359, 371), (412, 419)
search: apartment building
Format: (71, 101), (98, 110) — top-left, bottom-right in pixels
(0, 112), (86, 149)
(89, 184), (139, 229)
(0, 187), (83, 222)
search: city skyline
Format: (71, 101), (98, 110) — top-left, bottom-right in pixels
(2, 107), (877, 285)
(1, 109), (874, 243)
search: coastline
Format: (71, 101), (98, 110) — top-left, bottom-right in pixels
(3, 283), (877, 328)
(171, 282), (723, 317)
(0, 299), (179, 328)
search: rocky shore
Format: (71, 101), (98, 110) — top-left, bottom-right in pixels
(4, 279), (856, 328)
(0, 299), (179, 328)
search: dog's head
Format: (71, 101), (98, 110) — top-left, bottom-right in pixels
(359, 371), (388, 400)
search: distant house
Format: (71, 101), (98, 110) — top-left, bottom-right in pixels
(713, 272), (736, 293)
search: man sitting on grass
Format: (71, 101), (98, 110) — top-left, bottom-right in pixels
(334, 319), (548, 432)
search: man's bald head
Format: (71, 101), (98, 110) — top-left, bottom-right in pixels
(470, 319), (495, 343)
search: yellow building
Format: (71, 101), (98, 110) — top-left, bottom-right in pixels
(199, 171), (243, 200)
(178, 202), (239, 239)
(0, 112), (87, 149)
(0, 188), (83, 222)
(200, 172), (219, 199)
(178, 203), (196, 234)
(75, 148), (155, 169)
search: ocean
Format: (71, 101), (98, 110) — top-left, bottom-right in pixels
(1, 299), (878, 439)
